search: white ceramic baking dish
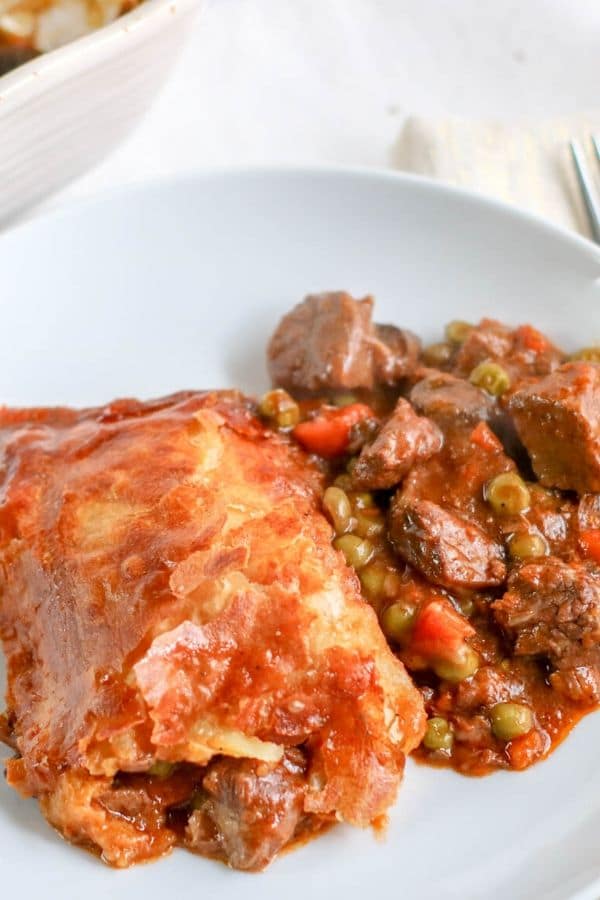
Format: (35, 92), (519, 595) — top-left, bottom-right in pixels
(0, 0), (200, 225)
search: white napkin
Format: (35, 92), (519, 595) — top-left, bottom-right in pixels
(392, 115), (600, 238)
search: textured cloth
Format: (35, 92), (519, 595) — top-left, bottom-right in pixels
(393, 115), (600, 238)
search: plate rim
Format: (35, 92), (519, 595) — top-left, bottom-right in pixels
(5, 165), (600, 271)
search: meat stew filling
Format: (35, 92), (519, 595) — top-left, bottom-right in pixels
(265, 292), (600, 775)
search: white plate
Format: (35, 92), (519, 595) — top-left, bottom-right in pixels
(1, 169), (600, 900)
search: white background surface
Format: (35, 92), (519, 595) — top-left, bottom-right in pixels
(42, 0), (600, 212)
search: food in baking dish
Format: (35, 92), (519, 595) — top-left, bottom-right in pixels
(0, 0), (141, 74)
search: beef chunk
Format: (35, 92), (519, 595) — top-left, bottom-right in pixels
(389, 497), (506, 590)
(521, 489), (577, 558)
(372, 324), (421, 383)
(268, 292), (372, 393)
(267, 292), (420, 393)
(400, 423), (514, 534)
(493, 559), (600, 703)
(454, 666), (513, 711)
(410, 371), (495, 430)
(352, 398), (443, 489)
(578, 493), (600, 531)
(508, 362), (600, 494)
(97, 785), (166, 834)
(551, 667), (600, 704)
(185, 753), (307, 871)
(410, 366), (522, 461)
(454, 319), (514, 375)
(453, 318), (563, 381)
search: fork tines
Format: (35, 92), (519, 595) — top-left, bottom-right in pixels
(570, 136), (600, 244)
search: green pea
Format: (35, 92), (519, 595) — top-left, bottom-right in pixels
(334, 473), (354, 491)
(359, 563), (388, 599)
(457, 596), (475, 618)
(486, 472), (531, 516)
(445, 320), (473, 345)
(469, 361), (511, 397)
(323, 486), (353, 535)
(434, 646), (480, 682)
(350, 491), (375, 510)
(490, 702), (534, 741)
(508, 531), (548, 560)
(570, 346), (600, 362)
(258, 389), (300, 428)
(149, 761), (175, 779)
(332, 392), (359, 407)
(382, 570), (404, 598)
(333, 534), (375, 570)
(353, 510), (385, 539)
(381, 602), (416, 644)
(423, 716), (454, 751)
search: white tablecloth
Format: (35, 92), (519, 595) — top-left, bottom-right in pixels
(42, 0), (600, 212)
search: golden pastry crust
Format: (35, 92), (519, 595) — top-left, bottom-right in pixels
(0, 390), (425, 867)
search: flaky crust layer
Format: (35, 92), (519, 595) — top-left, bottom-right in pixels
(0, 391), (425, 865)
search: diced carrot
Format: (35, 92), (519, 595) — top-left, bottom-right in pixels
(469, 422), (502, 453)
(292, 403), (375, 458)
(515, 324), (550, 355)
(409, 598), (475, 663)
(579, 529), (600, 564)
(507, 728), (544, 770)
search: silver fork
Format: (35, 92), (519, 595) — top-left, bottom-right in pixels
(569, 135), (600, 244)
